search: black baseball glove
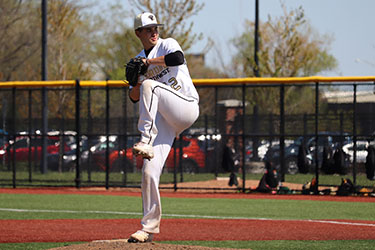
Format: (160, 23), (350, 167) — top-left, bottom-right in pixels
(125, 57), (148, 87)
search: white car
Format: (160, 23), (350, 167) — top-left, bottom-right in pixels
(342, 141), (368, 163)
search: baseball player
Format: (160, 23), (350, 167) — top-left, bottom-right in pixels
(126, 12), (199, 243)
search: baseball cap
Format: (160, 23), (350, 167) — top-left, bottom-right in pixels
(134, 12), (164, 30)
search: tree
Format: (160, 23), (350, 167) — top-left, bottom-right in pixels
(46, 0), (94, 81)
(0, 0), (39, 81)
(129, 0), (204, 51)
(99, 0), (221, 116)
(233, 5), (337, 78)
(97, 0), (208, 81)
(231, 4), (338, 115)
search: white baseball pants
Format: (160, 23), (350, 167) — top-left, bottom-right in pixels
(138, 79), (199, 234)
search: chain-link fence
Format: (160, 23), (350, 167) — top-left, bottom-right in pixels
(1, 78), (375, 193)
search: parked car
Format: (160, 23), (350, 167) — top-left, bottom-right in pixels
(264, 132), (351, 174)
(342, 140), (369, 163)
(88, 136), (138, 172)
(47, 135), (91, 172)
(0, 135), (69, 163)
(263, 142), (302, 174)
(86, 136), (212, 173)
(166, 136), (209, 173)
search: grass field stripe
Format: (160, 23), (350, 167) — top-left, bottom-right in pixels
(0, 208), (280, 220)
(0, 208), (142, 216)
(1, 208), (375, 228)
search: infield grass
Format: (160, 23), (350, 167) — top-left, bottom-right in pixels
(0, 191), (374, 249)
(0, 192), (374, 220)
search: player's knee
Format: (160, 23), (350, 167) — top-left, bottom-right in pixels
(143, 163), (156, 178)
(143, 168), (158, 185)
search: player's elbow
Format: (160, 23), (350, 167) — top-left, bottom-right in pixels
(165, 51), (185, 66)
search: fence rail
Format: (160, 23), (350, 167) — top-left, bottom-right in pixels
(1, 77), (375, 193)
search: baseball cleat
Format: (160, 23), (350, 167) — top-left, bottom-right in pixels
(128, 230), (153, 243)
(133, 142), (154, 160)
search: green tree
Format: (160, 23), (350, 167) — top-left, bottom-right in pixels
(98, 0), (221, 116)
(233, 5), (337, 78)
(39, 0), (98, 123)
(129, 0), (204, 51)
(97, 0), (208, 80)
(47, 0), (95, 81)
(0, 0), (39, 81)
(231, 5), (337, 114)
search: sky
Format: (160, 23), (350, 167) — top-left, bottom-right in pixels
(93, 0), (375, 77)
(188, 0), (375, 77)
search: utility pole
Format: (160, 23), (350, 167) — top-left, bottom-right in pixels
(252, 0), (260, 161)
(41, 0), (48, 174)
(254, 0), (260, 77)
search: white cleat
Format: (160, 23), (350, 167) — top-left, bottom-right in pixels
(128, 230), (153, 243)
(132, 142), (154, 160)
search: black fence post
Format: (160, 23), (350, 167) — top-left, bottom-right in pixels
(214, 86), (218, 178)
(40, 0), (48, 175)
(179, 136), (183, 183)
(353, 84), (357, 185)
(252, 105), (259, 161)
(41, 86), (48, 174)
(122, 87), (128, 186)
(11, 87), (16, 188)
(75, 79), (81, 189)
(204, 114), (208, 170)
(87, 88), (92, 182)
(279, 84), (285, 183)
(28, 89), (32, 183)
(314, 82), (319, 194)
(105, 81), (110, 189)
(340, 113), (344, 147)
(242, 84), (246, 192)
(173, 138), (177, 191)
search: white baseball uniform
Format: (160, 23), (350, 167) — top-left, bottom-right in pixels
(133, 37), (199, 234)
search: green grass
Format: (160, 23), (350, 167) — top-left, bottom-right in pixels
(0, 170), (231, 186)
(1, 170), (375, 188)
(0, 192), (374, 221)
(1, 192), (374, 249)
(165, 240), (375, 250)
(0, 242), (81, 250)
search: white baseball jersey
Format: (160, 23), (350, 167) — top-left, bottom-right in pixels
(136, 38), (199, 102)
(131, 37), (200, 235)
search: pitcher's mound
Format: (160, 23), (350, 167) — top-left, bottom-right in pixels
(49, 239), (243, 250)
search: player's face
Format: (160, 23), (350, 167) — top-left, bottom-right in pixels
(136, 26), (159, 50)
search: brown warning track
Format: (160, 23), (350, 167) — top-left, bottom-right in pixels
(0, 188), (375, 243)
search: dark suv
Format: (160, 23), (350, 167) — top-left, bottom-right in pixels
(264, 132), (351, 174)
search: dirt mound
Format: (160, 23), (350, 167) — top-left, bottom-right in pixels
(49, 239), (241, 250)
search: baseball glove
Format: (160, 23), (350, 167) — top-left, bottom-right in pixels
(125, 57), (148, 86)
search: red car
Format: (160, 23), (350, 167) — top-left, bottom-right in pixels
(91, 136), (211, 173)
(0, 136), (69, 163)
(164, 137), (207, 173)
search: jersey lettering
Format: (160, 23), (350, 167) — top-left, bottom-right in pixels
(168, 77), (181, 91)
(147, 67), (170, 81)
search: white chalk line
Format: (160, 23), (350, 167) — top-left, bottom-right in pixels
(1, 208), (375, 227)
